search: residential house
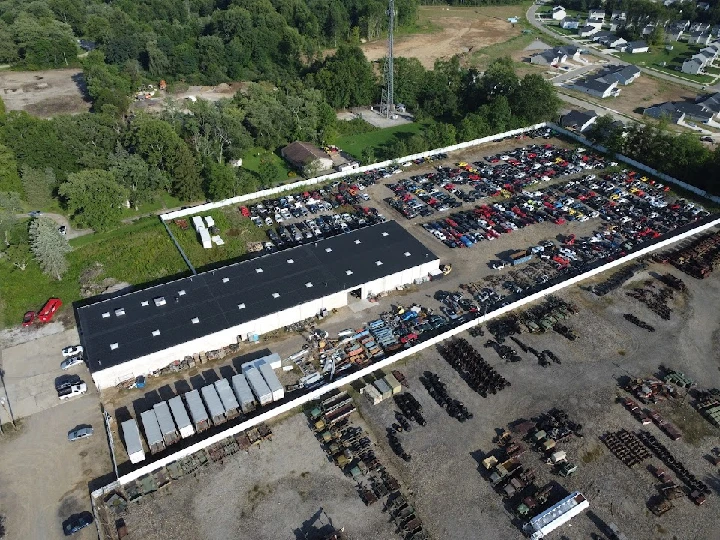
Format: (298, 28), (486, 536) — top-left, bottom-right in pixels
(558, 45), (582, 61)
(588, 9), (605, 22)
(697, 2), (711, 11)
(561, 17), (580, 30)
(683, 58), (706, 74)
(611, 10), (627, 21)
(645, 100), (717, 124)
(591, 31), (615, 43)
(676, 20), (690, 31)
(642, 24), (655, 36)
(626, 41), (649, 53)
(560, 110), (598, 132)
(596, 64), (641, 85)
(688, 32), (712, 46)
(570, 77), (620, 98)
(663, 0), (677, 6)
(530, 48), (567, 65)
(711, 25), (720, 37)
(281, 141), (333, 175)
(644, 102), (686, 124)
(579, 25), (600, 37)
(695, 92), (720, 119)
(666, 24), (684, 41)
(552, 6), (567, 20)
(690, 22), (711, 33)
(599, 35), (628, 49)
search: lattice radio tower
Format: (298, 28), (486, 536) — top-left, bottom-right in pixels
(380, 0), (395, 119)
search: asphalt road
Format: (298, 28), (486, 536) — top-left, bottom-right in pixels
(526, 5), (720, 92)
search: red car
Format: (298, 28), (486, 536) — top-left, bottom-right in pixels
(22, 311), (36, 327)
(37, 298), (62, 323)
(239, 206), (250, 217)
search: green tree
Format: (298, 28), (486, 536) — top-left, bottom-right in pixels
(311, 45), (376, 108)
(29, 216), (71, 279)
(361, 146), (376, 165)
(108, 145), (169, 208)
(510, 74), (560, 124)
(20, 166), (55, 208)
(0, 144), (22, 194)
(457, 113), (491, 142)
(59, 170), (128, 231)
(257, 157), (281, 188)
(0, 191), (22, 247)
(205, 161), (239, 200)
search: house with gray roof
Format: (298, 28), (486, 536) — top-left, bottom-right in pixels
(560, 110), (598, 132)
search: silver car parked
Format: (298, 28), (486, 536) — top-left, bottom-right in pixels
(68, 426), (93, 441)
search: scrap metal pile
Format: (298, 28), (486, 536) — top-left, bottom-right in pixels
(419, 371), (473, 422)
(665, 231), (720, 279)
(626, 281), (676, 320)
(438, 338), (510, 397)
(393, 393), (426, 427)
(600, 429), (651, 468)
(592, 261), (647, 296)
(693, 388), (720, 428)
(623, 313), (655, 332)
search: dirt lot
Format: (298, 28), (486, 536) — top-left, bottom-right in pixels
(362, 6), (524, 69)
(0, 68), (90, 116)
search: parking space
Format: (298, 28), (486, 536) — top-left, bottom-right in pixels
(0, 328), (94, 420)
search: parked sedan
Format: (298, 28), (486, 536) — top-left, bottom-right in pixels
(61, 345), (84, 358)
(22, 311), (36, 327)
(61, 356), (84, 370)
(67, 426), (94, 442)
(62, 512), (94, 535)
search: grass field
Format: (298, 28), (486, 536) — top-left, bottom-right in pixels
(0, 218), (188, 328)
(241, 147), (295, 183)
(613, 42), (716, 84)
(336, 121), (430, 159)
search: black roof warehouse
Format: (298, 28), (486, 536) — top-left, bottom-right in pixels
(77, 221), (440, 388)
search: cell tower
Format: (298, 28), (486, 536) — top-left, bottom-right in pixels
(380, 0), (395, 119)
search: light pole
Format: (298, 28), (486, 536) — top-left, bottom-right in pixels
(0, 368), (15, 427)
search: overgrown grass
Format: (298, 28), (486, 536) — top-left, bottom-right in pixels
(336, 121), (429, 159)
(0, 218), (188, 328)
(612, 43), (716, 84)
(241, 147), (296, 183)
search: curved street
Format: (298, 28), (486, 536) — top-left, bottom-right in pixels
(16, 213), (93, 240)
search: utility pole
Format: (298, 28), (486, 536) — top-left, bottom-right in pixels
(0, 368), (15, 428)
(380, 0), (396, 119)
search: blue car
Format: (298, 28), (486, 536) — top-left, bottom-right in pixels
(63, 512), (93, 535)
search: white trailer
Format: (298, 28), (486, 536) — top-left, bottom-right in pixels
(153, 401), (179, 445)
(525, 491), (589, 539)
(362, 384), (383, 404)
(242, 365), (272, 406)
(257, 361), (284, 402)
(184, 389), (210, 432)
(231, 373), (256, 414)
(168, 395), (194, 439)
(140, 409), (166, 454)
(198, 227), (212, 249)
(201, 384), (226, 426)
(373, 378), (392, 400)
(214, 379), (240, 419)
(192, 216), (204, 230)
(120, 418), (146, 464)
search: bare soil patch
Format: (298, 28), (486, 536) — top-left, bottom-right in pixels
(0, 68), (90, 117)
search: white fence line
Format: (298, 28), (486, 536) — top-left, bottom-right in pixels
(548, 123), (720, 205)
(97, 215), (720, 494)
(159, 123), (547, 221)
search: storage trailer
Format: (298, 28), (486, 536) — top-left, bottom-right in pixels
(524, 491), (589, 539)
(231, 373), (256, 414)
(201, 384), (227, 426)
(184, 389), (210, 432)
(363, 384), (383, 404)
(373, 378), (393, 400)
(140, 409), (166, 454)
(120, 418), (146, 464)
(257, 361), (285, 402)
(243, 365), (273, 405)
(384, 373), (402, 394)
(214, 379), (240, 419)
(168, 395), (195, 439)
(153, 401), (180, 446)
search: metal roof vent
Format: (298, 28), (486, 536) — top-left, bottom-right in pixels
(354, 239), (361, 244)
(272, 292), (280, 298)
(382, 232), (389, 237)
(154, 296), (166, 306)
(115, 308), (125, 316)
(110, 343), (119, 350)
(222, 277), (230, 283)
(325, 247), (333, 253)
(141, 300), (149, 307)
(178, 289), (186, 296)
(238, 303), (246, 309)
(152, 329), (160, 336)
(404, 252), (411, 257)
(287, 259), (294, 264)
(376, 260), (383, 266)
(255, 268), (264, 273)
(346, 270), (353, 275)
(305, 282), (313, 288)
(102, 312), (110, 318)
(191, 317), (200, 324)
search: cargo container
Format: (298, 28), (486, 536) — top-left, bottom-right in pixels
(121, 419), (146, 464)
(201, 384), (227, 426)
(256, 352), (282, 370)
(384, 373), (402, 394)
(524, 492), (589, 540)
(507, 249), (533, 266)
(198, 227), (212, 249)
(153, 401), (179, 445)
(231, 374), (256, 414)
(373, 378), (393, 400)
(257, 361), (284, 402)
(168, 395), (194, 439)
(242, 365), (273, 405)
(363, 384), (383, 404)
(140, 409), (166, 454)
(184, 389), (210, 432)
(214, 379), (240, 419)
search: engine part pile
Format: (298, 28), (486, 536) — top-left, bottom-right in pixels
(637, 430), (710, 504)
(657, 273), (687, 292)
(394, 393), (426, 427)
(667, 231), (720, 279)
(535, 408), (583, 440)
(387, 429), (411, 462)
(486, 315), (522, 342)
(693, 388), (720, 428)
(384, 492), (429, 540)
(600, 430), (651, 468)
(623, 313), (656, 332)
(419, 371), (473, 422)
(592, 261), (647, 296)
(520, 295), (579, 334)
(439, 338), (510, 397)
(626, 281), (675, 320)
(484, 339), (522, 363)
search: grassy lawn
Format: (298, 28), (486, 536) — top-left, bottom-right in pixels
(613, 43), (716, 84)
(241, 147), (296, 183)
(169, 207), (270, 270)
(0, 218), (188, 328)
(336, 121), (429, 159)
(470, 32), (545, 68)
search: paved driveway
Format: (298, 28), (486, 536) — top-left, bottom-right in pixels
(0, 328), (95, 421)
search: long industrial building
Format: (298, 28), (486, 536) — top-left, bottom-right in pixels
(77, 221), (439, 389)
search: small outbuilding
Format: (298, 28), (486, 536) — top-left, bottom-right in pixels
(281, 141), (333, 176)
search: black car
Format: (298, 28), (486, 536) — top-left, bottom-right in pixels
(63, 512), (93, 535)
(55, 374), (82, 391)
